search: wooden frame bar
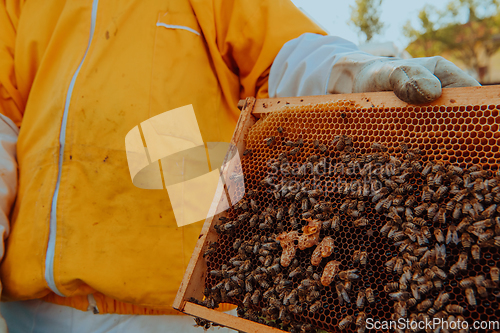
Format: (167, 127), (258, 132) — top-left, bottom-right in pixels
(173, 85), (500, 333)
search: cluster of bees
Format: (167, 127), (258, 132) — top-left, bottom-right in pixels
(197, 123), (500, 333)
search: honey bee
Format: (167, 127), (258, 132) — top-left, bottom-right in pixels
(409, 283), (420, 300)
(414, 203), (428, 216)
(356, 312), (367, 330)
(301, 211), (313, 219)
(450, 252), (468, 275)
(338, 315), (354, 330)
(414, 246), (428, 256)
(399, 142), (409, 153)
(418, 280), (433, 295)
(482, 204), (498, 218)
(273, 191), (281, 200)
(286, 147), (299, 156)
(353, 250), (361, 263)
(288, 304), (302, 314)
(432, 266), (447, 280)
(379, 221), (393, 237)
(462, 200), (474, 217)
(432, 186), (449, 202)
(308, 188), (323, 198)
(456, 216), (471, 232)
(308, 300), (322, 313)
(436, 207), (447, 225)
(336, 282), (350, 304)
(418, 250), (432, 268)
(434, 171), (444, 186)
(451, 188), (468, 202)
(339, 269), (360, 281)
(412, 217), (427, 227)
(301, 198), (309, 212)
(459, 277), (475, 289)
(417, 230), (429, 246)
(470, 170), (491, 179)
(403, 252), (418, 265)
(452, 203), (463, 220)
(399, 273), (409, 291)
(417, 299), (433, 312)
(306, 289), (320, 303)
(359, 251), (368, 266)
(332, 135), (346, 151)
(433, 228), (444, 243)
(435, 243), (446, 267)
(385, 282), (399, 293)
(421, 186), (434, 202)
(353, 217), (369, 227)
(446, 304), (464, 314)
(432, 292), (450, 312)
(420, 161), (432, 176)
(385, 256), (398, 272)
(490, 267), (499, 283)
(365, 287), (375, 303)
(407, 298), (418, 308)
(387, 227), (400, 241)
(264, 136), (276, 146)
(356, 290), (366, 309)
(464, 287), (476, 306)
(227, 288), (242, 297)
(318, 143), (328, 153)
(471, 198), (484, 216)
(371, 142), (388, 152)
(471, 244), (480, 261)
(445, 225), (459, 245)
(389, 291), (411, 302)
(388, 208), (402, 224)
(478, 284), (491, 298)
(495, 236), (500, 247)
(427, 203), (439, 219)
(289, 217), (299, 230)
(276, 207), (284, 221)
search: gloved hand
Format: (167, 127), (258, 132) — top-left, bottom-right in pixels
(328, 53), (480, 104)
(269, 33), (480, 104)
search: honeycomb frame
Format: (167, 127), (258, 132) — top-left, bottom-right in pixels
(174, 86), (500, 333)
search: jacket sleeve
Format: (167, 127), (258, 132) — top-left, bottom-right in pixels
(0, 4), (22, 329)
(269, 33), (370, 97)
(212, 0), (327, 99)
(0, 0), (24, 125)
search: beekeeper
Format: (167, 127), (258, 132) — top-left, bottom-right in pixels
(0, 0), (479, 332)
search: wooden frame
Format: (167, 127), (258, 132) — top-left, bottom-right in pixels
(173, 85), (500, 333)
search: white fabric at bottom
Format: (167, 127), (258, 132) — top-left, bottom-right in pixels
(1, 300), (237, 333)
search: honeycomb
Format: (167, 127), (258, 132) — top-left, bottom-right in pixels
(200, 101), (500, 333)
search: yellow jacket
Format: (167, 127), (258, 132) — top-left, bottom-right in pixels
(0, 0), (324, 314)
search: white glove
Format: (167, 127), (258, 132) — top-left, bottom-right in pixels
(329, 53), (480, 104)
(269, 33), (480, 104)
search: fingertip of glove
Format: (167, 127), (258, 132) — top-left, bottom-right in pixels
(390, 66), (442, 104)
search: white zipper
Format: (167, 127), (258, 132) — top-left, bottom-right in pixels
(45, 0), (100, 296)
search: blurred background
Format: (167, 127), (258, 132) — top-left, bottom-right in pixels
(291, 0), (500, 85)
